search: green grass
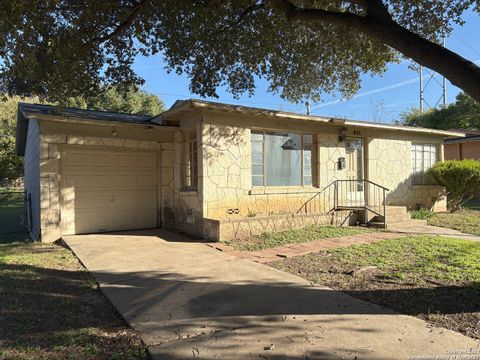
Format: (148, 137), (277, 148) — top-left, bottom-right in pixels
(409, 208), (435, 220)
(427, 210), (480, 236)
(0, 242), (148, 359)
(271, 235), (480, 339)
(226, 225), (377, 251)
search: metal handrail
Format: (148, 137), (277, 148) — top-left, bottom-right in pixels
(298, 179), (389, 228)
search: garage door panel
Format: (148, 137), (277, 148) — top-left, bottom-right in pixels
(114, 154), (135, 167)
(63, 152), (87, 167)
(75, 193), (111, 210)
(114, 174), (136, 188)
(137, 191), (156, 209)
(61, 147), (158, 235)
(90, 153), (111, 167)
(136, 154), (156, 168)
(136, 174), (156, 188)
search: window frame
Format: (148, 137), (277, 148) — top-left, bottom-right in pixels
(251, 129), (316, 188)
(181, 129), (198, 191)
(411, 142), (438, 185)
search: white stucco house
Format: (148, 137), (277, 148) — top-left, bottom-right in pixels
(16, 100), (462, 242)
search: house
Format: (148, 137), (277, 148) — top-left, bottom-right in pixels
(16, 100), (462, 243)
(444, 130), (480, 160)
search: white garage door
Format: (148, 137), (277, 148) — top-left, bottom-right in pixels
(60, 147), (158, 235)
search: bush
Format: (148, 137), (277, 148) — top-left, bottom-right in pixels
(409, 208), (435, 219)
(427, 160), (480, 212)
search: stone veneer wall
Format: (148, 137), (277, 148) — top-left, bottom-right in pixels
(368, 137), (446, 211)
(203, 210), (357, 242)
(38, 132), (167, 242)
(201, 122), (328, 220)
(201, 119), (447, 237)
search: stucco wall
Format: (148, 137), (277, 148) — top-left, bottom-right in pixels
(24, 119), (41, 240)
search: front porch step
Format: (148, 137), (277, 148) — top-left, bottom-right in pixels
(368, 219), (427, 228)
(371, 213), (411, 224)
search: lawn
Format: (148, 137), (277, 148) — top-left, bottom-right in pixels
(0, 242), (148, 360)
(427, 210), (480, 236)
(0, 190), (28, 243)
(271, 235), (480, 339)
(225, 225), (377, 251)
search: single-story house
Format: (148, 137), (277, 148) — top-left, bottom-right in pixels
(444, 130), (480, 160)
(16, 100), (462, 242)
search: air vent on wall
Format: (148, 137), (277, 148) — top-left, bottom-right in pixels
(226, 208), (240, 215)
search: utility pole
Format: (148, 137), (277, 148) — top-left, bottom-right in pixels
(419, 36), (447, 112)
(419, 65), (424, 112)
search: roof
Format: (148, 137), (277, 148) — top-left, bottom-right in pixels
(16, 103), (159, 155)
(445, 135), (480, 144)
(17, 98), (465, 156)
(157, 99), (464, 138)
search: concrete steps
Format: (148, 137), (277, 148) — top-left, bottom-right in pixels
(367, 206), (426, 228)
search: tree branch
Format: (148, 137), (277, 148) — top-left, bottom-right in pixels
(276, 0), (480, 102)
(94, 0), (149, 44)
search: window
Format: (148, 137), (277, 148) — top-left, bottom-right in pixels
(182, 129), (198, 189)
(251, 130), (314, 187)
(411, 143), (437, 185)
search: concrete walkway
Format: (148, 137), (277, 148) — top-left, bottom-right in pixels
(63, 229), (479, 360)
(206, 231), (408, 263)
(388, 222), (480, 241)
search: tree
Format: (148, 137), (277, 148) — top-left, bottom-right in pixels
(65, 87), (164, 116)
(0, 89), (163, 181)
(0, 1), (480, 104)
(399, 92), (480, 130)
(0, 96), (40, 181)
(428, 159), (480, 212)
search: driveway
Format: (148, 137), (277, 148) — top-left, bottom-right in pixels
(63, 229), (479, 360)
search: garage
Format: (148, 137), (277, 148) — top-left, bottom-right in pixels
(60, 146), (159, 235)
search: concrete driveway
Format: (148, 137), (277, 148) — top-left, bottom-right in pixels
(63, 229), (479, 360)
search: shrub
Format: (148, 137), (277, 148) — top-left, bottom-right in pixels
(427, 159), (480, 212)
(409, 208), (435, 219)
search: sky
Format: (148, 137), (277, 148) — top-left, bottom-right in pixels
(132, 9), (480, 124)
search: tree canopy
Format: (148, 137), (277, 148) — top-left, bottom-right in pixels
(400, 92), (480, 131)
(0, 1), (479, 103)
(0, 88), (164, 181)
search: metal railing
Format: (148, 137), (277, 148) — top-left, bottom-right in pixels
(298, 179), (389, 227)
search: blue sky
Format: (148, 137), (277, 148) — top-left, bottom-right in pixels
(132, 9), (480, 123)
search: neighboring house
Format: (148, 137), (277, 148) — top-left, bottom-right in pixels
(16, 100), (462, 243)
(444, 130), (480, 160)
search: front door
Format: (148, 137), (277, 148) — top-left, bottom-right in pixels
(345, 138), (365, 206)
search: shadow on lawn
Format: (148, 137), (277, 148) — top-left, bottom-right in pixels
(0, 246), (144, 357)
(1, 245), (479, 358)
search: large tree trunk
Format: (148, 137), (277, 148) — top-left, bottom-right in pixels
(283, 0), (480, 103)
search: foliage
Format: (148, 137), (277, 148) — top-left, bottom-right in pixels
(0, 96), (42, 180)
(226, 225), (375, 251)
(65, 87), (164, 116)
(409, 208), (435, 220)
(427, 160), (480, 212)
(0, 1), (479, 102)
(427, 210), (480, 236)
(399, 92), (480, 130)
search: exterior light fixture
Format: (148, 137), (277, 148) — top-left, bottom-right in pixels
(338, 127), (347, 142)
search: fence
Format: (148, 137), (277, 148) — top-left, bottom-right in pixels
(0, 189), (29, 243)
